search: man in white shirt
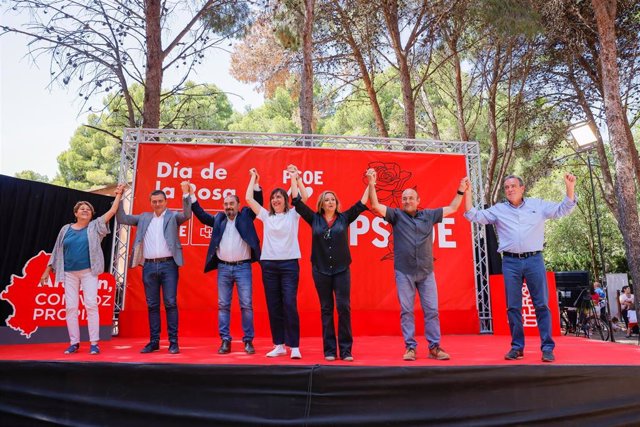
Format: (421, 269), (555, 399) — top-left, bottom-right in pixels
(117, 182), (192, 354)
(189, 181), (263, 355)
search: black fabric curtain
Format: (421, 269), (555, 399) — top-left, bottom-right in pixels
(485, 222), (502, 274)
(0, 175), (115, 326)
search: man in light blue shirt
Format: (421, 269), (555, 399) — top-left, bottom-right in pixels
(464, 173), (577, 362)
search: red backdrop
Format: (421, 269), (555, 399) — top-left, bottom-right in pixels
(118, 144), (478, 338)
(489, 273), (561, 336)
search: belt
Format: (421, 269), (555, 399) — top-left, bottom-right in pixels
(502, 251), (541, 259)
(219, 259), (251, 266)
(144, 257), (174, 263)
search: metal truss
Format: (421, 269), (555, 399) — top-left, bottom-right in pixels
(111, 128), (491, 334)
(108, 130), (140, 335)
(465, 143), (492, 333)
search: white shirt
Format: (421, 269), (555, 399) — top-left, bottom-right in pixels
(257, 207), (301, 260)
(620, 293), (634, 307)
(143, 210), (173, 259)
(217, 217), (251, 262)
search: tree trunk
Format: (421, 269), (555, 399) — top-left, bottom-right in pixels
(342, 27), (388, 138)
(419, 87), (440, 140)
(382, 0), (416, 141)
(570, 71), (618, 214)
(448, 34), (469, 142)
(592, 0), (640, 310)
(299, 0), (315, 142)
(623, 119), (640, 183)
(143, 0), (163, 129)
(485, 43), (501, 205)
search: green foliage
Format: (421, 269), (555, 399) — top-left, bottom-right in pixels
(203, 2), (251, 38)
(229, 86), (300, 134)
(528, 168), (627, 277)
(271, 0), (304, 51)
(319, 69), (406, 138)
(54, 83), (234, 189)
(54, 117), (121, 190)
(15, 170), (50, 183)
(478, 0), (544, 38)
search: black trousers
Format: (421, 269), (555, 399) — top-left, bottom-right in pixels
(312, 268), (352, 358)
(261, 259), (300, 347)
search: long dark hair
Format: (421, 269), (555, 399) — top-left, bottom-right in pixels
(269, 188), (290, 215)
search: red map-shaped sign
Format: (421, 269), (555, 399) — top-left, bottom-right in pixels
(0, 251), (116, 339)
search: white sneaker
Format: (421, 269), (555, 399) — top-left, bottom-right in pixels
(290, 347), (301, 359)
(266, 344), (286, 357)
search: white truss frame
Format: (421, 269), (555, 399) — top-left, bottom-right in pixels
(111, 129), (492, 334)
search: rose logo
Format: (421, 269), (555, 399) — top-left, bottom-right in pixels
(365, 161), (412, 208)
(364, 161), (414, 262)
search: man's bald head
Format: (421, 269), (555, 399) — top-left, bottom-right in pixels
(401, 188), (420, 215)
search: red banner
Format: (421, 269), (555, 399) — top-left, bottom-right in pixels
(489, 273), (561, 336)
(1, 251), (117, 339)
(119, 144), (478, 338)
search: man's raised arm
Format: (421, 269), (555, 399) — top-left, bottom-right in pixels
(443, 177), (470, 217)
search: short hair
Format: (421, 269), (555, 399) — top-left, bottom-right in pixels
(224, 194), (240, 204)
(150, 190), (167, 200)
(402, 188), (419, 199)
(316, 191), (341, 215)
(73, 201), (95, 217)
(503, 175), (524, 186)
(269, 188), (290, 215)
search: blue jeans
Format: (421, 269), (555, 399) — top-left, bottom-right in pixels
(394, 270), (441, 350)
(142, 259), (179, 343)
(502, 253), (554, 352)
(312, 268), (352, 358)
(261, 259), (300, 347)
(217, 263), (254, 342)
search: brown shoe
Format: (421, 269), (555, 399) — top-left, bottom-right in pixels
(403, 348), (416, 361)
(428, 346), (450, 360)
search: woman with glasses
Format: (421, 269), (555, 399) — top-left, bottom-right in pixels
(40, 184), (124, 355)
(291, 168), (370, 361)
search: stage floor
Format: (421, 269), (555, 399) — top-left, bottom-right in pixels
(2, 334), (639, 366)
(3, 334), (640, 425)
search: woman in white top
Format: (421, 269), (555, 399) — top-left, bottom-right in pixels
(619, 285), (635, 329)
(245, 167), (308, 359)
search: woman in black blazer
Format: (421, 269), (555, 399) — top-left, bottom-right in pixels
(291, 168), (370, 361)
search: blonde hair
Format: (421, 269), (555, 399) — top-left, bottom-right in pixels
(316, 191), (341, 215)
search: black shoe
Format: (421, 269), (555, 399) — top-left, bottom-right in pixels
(140, 342), (160, 354)
(504, 348), (524, 360)
(218, 339), (231, 354)
(168, 342), (180, 354)
(541, 350), (555, 363)
(244, 341), (255, 354)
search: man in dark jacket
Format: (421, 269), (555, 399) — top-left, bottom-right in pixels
(189, 181), (263, 354)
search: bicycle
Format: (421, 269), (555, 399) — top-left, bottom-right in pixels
(572, 288), (610, 341)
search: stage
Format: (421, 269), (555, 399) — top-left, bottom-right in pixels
(1, 335), (640, 426)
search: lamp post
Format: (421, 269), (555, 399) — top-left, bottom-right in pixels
(569, 121), (614, 342)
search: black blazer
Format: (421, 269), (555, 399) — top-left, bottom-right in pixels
(191, 190), (263, 273)
(293, 195), (367, 275)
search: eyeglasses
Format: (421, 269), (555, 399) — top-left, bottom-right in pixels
(323, 228), (332, 240)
